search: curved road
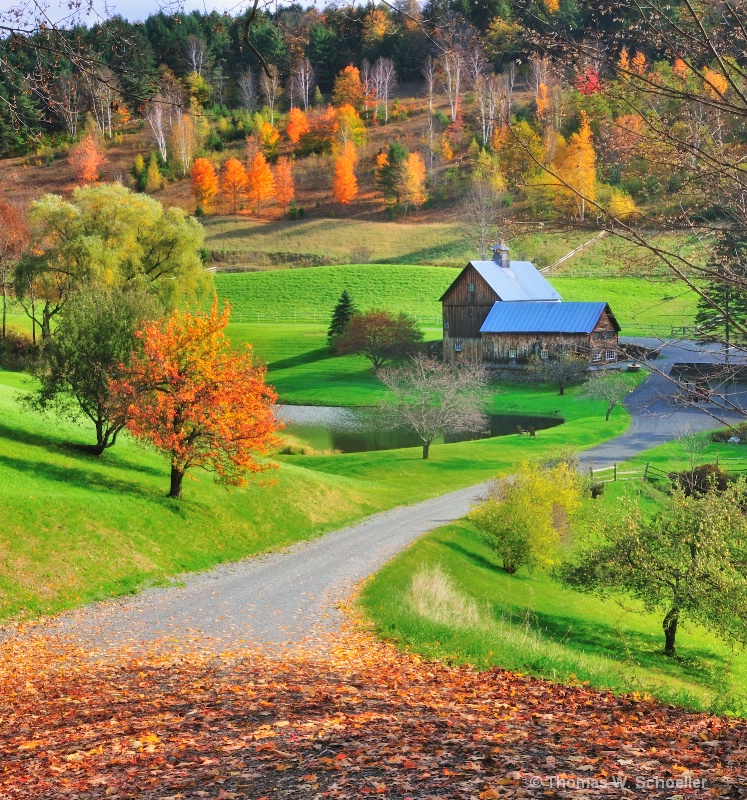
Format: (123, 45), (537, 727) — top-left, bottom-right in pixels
(20, 339), (747, 653)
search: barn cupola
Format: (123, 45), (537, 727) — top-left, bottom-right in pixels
(493, 239), (510, 268)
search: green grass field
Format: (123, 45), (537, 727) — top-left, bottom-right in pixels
(0, 345), (634, 623)
(358, 436), (747, 716)
(202, 218), (701, 273)
(215, 265), (698, 337)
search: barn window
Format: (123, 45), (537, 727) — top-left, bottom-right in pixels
(443, 321), (449, 330)
(467, 282), (475, 293)
(454, 341), (463, 352)
(592, 351), (602, 362)
(540, 349), (549, 360)
(508, 349), (517, 359)
(605, 349), (616, 361)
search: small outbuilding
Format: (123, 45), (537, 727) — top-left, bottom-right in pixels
(479, 301), (621, 365)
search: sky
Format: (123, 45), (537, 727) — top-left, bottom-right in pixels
(0, 0), (286, 27)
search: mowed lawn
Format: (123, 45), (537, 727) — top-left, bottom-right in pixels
(215, 266), (698, 338)
(0, 340), (633, 623)
(359, 437), (747, 716)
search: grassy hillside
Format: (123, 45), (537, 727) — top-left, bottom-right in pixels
(0, 351), (633, 622)
(215, 265), (698, 336)
(359, 437), (747, 716)
(203, 218), (700, 273)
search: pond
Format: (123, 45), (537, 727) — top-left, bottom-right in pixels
(277, 406), (563, 454)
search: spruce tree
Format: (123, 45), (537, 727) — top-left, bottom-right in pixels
(695, 233), (747, 349)
(328, 289), (357, 346)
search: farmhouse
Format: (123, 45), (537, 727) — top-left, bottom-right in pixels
(441, 243), (620, 365)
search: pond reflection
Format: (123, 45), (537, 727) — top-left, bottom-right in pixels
(278, 406), (563, 454)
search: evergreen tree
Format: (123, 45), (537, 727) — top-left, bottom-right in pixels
(694, 233), (747, 349)
(327, 289), (357, 346)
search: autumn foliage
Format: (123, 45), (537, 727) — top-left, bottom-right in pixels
(332, 65), (365, 107)
(220, 157), (247, 213)
(274, 156), (295, 213)
(110, 302), (279, 498)
(332, 141), (358, 204)
(191, 158), (219, 210)
(246, 151), (275, 214)
(68, 131), (107, 184)
(286, 107), (310, 143)
(1, 627), (742, 800)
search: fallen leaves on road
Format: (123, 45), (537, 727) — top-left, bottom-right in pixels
(1, 627), (746, 798)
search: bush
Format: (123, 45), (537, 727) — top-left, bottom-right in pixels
(0, 330), (39, 370)
(670, 463), (729, 496)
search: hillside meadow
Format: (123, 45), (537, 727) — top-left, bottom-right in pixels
(359, 437), (747, 717)
(0, 347), (633, 622)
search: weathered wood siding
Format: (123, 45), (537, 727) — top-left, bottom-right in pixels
(442, 265), (499, 339)
(481, 310), (619, 365)
(443, 333), (482, 363)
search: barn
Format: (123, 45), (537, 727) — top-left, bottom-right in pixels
(441, 242), (620, 365)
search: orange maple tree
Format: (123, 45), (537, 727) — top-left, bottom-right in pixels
(191, 157), (219, 211)
(332, 65), (365, 107)
(110, 302), (279, 499)
(221, 157), (248, 214)
(246, 151), (276, 214)
(274, 157), (295, 214)
(332, 141), (358, 204)
(286, 107), (310, 144)
(68, 131), (107, 184)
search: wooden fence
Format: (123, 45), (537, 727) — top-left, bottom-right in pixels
(589, 456), (747, 485)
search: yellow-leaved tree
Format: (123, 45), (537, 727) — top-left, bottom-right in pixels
(469, 459), (582, 574)
(552, 111), (597, 220)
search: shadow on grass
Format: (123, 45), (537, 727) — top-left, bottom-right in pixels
(269, 347), (333, 371)
(441, 539), (504, 575)
(0, 452), (160, 501)
(517, 608), (732, 684)
(0, 422), (165, 479)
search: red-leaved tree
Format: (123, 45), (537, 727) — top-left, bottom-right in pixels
(110, 303), (280, 499)
(334, 309), (423, 369)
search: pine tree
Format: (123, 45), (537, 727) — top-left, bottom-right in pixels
(376, 141), (407, 204)
(695, 232), (747, 349)
(327, 289), (358, 346)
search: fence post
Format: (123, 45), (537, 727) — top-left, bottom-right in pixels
(614, 463), (617, 482)
(643, 462), (649, 483)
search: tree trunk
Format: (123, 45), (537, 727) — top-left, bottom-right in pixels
(663, 607), (678, 656)
(422, 440), (430, 460)
(41, 303), (52, 343)
(605, 404), (613, 421)
(169, 465), (185, 499)
(558, 380), (565, 395)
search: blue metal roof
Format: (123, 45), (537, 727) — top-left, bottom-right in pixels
(480, 301), (616, 334)
(471, 260), (563, 302)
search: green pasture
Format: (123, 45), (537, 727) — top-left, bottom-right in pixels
(359, 435), (747, 716)
(0, 346), (633, 623)
(214, 265), (698, 338)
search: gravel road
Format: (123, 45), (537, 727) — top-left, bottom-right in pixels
(16, 339), (747, 653)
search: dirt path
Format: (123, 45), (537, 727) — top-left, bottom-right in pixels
(17, 340), (744, 653)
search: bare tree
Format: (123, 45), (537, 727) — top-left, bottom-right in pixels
(260, 64), (281, 125)
(144, 95), (169, 161)
(185, 35), (207, 77)
(169, 112), (196, 177)
(82, 66), (119, 138)
(237, 71), (257, 112)
(462, 176), (504, 259)
(377, 355), (489, 460)
(440, 48), (463, 123)
(423, 55), (437, 170)
(373, 57), (396, 123)
(51, 73), (82, 138)
(292, 58), (315, 112)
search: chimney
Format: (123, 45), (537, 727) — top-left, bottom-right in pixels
(493, 239), (510, 268)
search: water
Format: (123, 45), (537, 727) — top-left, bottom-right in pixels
(277, 406), (563, 454)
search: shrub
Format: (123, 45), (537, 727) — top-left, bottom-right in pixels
(670, 462), (729, 496)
